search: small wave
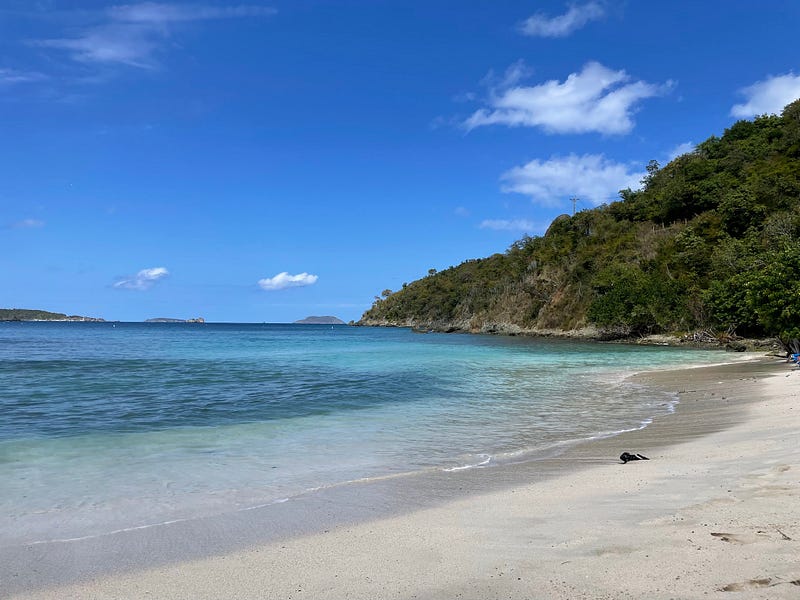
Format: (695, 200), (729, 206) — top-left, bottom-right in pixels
(441, 454), (492, 472)
(28, 517), (189, 545)
(26, 497), (293, 546)
(585, 418), (653, 441)
(238, 497), (290, 511)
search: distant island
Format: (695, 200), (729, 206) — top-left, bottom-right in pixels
(0, 308), (105, 322)
(146, 317), (205, 323)
(294, 316), (345, 325)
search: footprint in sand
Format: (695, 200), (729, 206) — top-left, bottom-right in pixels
(710, 531), (763, 544)
(711, 529), (793, 543)
(719, 578), (773, 592)
(719, 578), (800, 592)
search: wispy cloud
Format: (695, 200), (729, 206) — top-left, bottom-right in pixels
(481, 59), (534, 89)
(452, 91), (477, 103)
(258, 272), (319, 291)
(479, 218), (540, 232)
(731, 73), (800, 118)
(113, 266), (169, 290)
(32, 3), (276, 69)
(501, 153), (644, 206)
(465, 61), (668, 135)
(36, 24), (160, 69)
(519, 2), (605, 38)
(667, 141), (695, 161)
(108, 3), (276, 23)
(10, 218), (45, 228)
(0, 68), (48, 85)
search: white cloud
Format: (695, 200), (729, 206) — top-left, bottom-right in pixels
(34, 3), (276, 68)
(113, 266), (169, 290)
(501, 154), (644, 206)
(479, 219), (540, 232)
(465, 61), (668, 135)
(11, 218), (45, 229)
(258, 272), (319, 291)
(667, 141), (694, 161)
(731, 73), (800, 118)
(519, 2), (605, 38)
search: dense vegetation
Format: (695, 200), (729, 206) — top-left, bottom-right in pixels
(361, 100), (800, 349)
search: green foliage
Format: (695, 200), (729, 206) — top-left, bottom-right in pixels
(587, 262), (692, 337)
(745, 248), (800, 343)
(361, 99), (800, 339)
(704, 273), (759, 335)
(587, 265), (655, 335)
(717, 189), (765, 236)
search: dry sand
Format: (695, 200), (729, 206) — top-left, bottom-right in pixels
(9, 358), (800, 599)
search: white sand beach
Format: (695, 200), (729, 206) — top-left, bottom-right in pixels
(9, 359), (800, 599)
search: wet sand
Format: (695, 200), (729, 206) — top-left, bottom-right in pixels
(6, 356), (800, 599)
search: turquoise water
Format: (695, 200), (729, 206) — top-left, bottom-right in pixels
(1, 322), (729, 546)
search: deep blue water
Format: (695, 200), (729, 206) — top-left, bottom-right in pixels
(0, 322), (728, 545)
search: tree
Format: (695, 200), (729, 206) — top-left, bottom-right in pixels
(588, 264), (657, 336)
(641, 159), (660, 188)
(745, 248), (800, 351)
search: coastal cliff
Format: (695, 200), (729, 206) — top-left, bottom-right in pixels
(360, 100), (800, 348)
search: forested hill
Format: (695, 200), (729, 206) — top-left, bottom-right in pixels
(359, 99), (800, 348)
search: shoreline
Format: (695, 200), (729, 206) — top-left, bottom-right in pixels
(5, 357), (799, 598)
(357, 320), (781, 350)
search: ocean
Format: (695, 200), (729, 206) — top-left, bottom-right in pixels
(1, 322), (729, 548)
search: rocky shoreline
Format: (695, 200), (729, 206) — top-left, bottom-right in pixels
(355, 317), (780, 352)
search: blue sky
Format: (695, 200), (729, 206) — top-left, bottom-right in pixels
(3, 1), (800, 323)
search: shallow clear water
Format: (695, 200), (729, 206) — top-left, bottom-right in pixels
(0, 322), (728, 545)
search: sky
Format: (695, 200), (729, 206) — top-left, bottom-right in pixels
(3, 1), (800, 323)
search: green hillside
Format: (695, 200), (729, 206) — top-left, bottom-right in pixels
(360, 100), (800, 349)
